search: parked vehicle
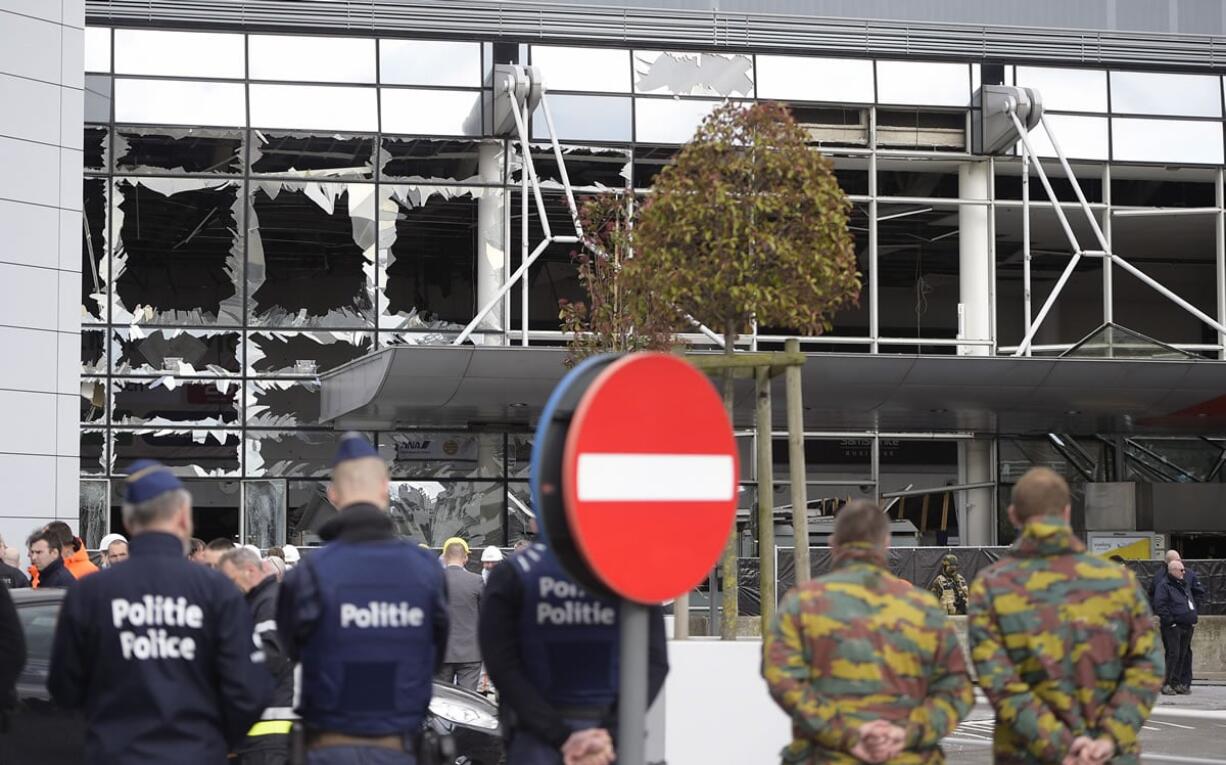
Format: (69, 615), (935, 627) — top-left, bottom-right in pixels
(0, 589), (503, 764)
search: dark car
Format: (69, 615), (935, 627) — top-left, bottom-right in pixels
(0, 588), (504, 765)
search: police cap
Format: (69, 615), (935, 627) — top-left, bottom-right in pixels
(332, 431), (379, 467)
(124, 460), (184, 504)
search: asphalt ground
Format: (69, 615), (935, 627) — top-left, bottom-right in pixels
(944, 685), (1226, 764)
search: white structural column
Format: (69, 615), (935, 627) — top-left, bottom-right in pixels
(958, 161), (994, 544)
(475, 142), (506, 343)
(958, 162), (991, 357)
(0, 0), (84, 554)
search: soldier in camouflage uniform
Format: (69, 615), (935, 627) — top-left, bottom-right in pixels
(763, 500), (973, 765)
(929, 554), (969, 616)
(969, 467), (1163, 765)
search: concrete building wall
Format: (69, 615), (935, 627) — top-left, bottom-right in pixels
(0, 0), (84, 565)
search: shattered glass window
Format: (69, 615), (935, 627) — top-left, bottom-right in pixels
(244, 480), (286, 549)
(115, 79), (246, 127)
(380, 88), (483, 137)
(633, 50), (754, 97)
(249, 85), (378, 133)
(380, 432), (504, 479)
(82, 329), (107, 375)
(109, 479), (240, 542)
(379, 329), (464, 347)
(112, 178), (244, 326)
(380, 39), (481, 88)
(389, 480), (504, 547)
(512, 144), (631, 190)
(81, 430), (107, 476)
(246, 380), (322, 427)
(247, 331), (372, 376)
(80, 378), (106, 423)
(114, 30), (245, 79)
(508, 191), (583, 331)
(249, 35), (376, 84)
(113, 328), (241, 376)
(506, 482), (533, 543)
(112, 429), (242, 476)
(250, 131), (374, 180)
(81, 178), (108, 322)
(84, 127), (108, 172)
(114, 127), (243, 175)
(530, 46), (630, 93)
(111, 379), (240, 427)
(286, 480), (335, 546)
(380, 138), (501, 185)
(530, 94), (632, 143)
(379, 185), (480, 329)
(79, 480), (110, 548)
(631, 145), (678, 189)
(248, 182), (376, 327)
(247, 430), (353, 477)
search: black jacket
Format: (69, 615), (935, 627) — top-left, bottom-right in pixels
(48, 532), (272, 764)
(1154, 575), (1199, 626)
(0, 585), (26, 708)
(246, 575), (295, 715)
(0, 561), (29, 589)
(35, 557), (77, 589)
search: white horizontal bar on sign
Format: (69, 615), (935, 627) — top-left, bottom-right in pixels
(576, 454), (736, 502)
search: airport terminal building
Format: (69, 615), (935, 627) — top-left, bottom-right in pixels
(6, 0), (1226, 558)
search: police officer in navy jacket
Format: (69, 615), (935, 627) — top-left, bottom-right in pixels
(479, 542), (669, 765)
(277, 432), (449, 765)
(48, 460), (273, 764)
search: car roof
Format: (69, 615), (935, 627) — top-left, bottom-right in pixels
(10, 588), (65, 604)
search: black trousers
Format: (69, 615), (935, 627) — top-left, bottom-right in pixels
(237, 733), (290, 765)
(1161, 623), (1194, 687)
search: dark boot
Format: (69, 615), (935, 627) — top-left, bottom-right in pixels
(1161, 684), (1176, 695)
(1176, 685), (1191, 695)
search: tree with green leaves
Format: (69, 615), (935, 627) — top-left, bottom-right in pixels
(629, 100), (861, 638)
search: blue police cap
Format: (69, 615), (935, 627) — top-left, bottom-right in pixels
(124, 460), (184, 504)
(332, 432), (379, 467)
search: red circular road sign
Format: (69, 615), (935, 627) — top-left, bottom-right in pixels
(562, 353), (739, 604)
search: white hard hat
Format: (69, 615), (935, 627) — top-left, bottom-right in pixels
(282, 544), (301, 563)
(99, 533), (127, 550)
(243, 544), (263, 558)
(481, 546), (504, 563)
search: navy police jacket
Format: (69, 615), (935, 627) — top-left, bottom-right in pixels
(276, 503), (449, 736)
(48, 532), (272, 764)
(478, 543), (669, 748)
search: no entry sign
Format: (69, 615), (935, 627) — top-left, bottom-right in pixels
(533, 353), (738, 604)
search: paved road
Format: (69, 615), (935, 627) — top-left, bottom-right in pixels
(945, 685), (1226, 764)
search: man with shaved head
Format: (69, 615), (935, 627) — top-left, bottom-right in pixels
(276, 432), (448, 764)
(969, 467), (1163, 765)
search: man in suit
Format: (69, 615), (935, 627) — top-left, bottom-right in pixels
(437, 537), (484, 692)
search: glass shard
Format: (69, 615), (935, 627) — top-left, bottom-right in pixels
(112, 378), (240, 426)
(113, 328), (241, 376)
(114, 127), (243, 175)
(250, 131), (374, 179)
(244, 480), (287, 548)
(389, 480), (504, 547)
(112, 429), (241, 476)
(247, 331), (373, 376)
(246, 380), (322, 427)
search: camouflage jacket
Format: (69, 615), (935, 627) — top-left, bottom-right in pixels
(763, 544), (974, 764)
(968, 518), (1164, 765)
(929, 573), (970, 616)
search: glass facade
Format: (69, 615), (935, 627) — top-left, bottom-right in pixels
(79, 27), (1226, 545)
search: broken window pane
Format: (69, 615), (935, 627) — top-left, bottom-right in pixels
(507, 481), (533, 543)
(84, 127), (108, 172)
(508, 191), (583, 331)
(112, 178), (244, 326)
(114, 127), (243, 175)
(247, 430), (355, 477)
(248, 181), (376, 327)
(287, 480), (335, 546)
(381, 432), (504, 479)
(512, 144), (631, 190)
(82, 430), (107, 476)
(113, 429), (241, 476)
(380, 88), (483, 137)
(633, 50), (754, 97)
(379, 185), (480, 329)
(380, 138), (501, 184)
(530, 46), (630, 93)
(507, 434), (533, 480)
(110, 479), (240, 542)
(82, 329), (106, 375)
(79, 479), (110, 549)
(389, 480), (504, 547)
(250, 131), (374, 180)
(82, 178), (108, 323)
(244, 480), (286, 547)
(246, 380), (322, 427)
(632, 145), (677, 189)
(115, 79), (246, 127)
(85, 75), (112, 124)
(380, 39), (481, 87)
(248, 331), (372, 376)
(249, 35), (376, 84)
(634, 98), (721, 144)
(379, 329), (464, 347)
(113, 328), (241, 376)
(249, 84), (378, 133)
(530, 94), (632, 143)
(112, 378), (240, 427)
(114, 29), (245, 79)
(80, 378), (106, 423)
